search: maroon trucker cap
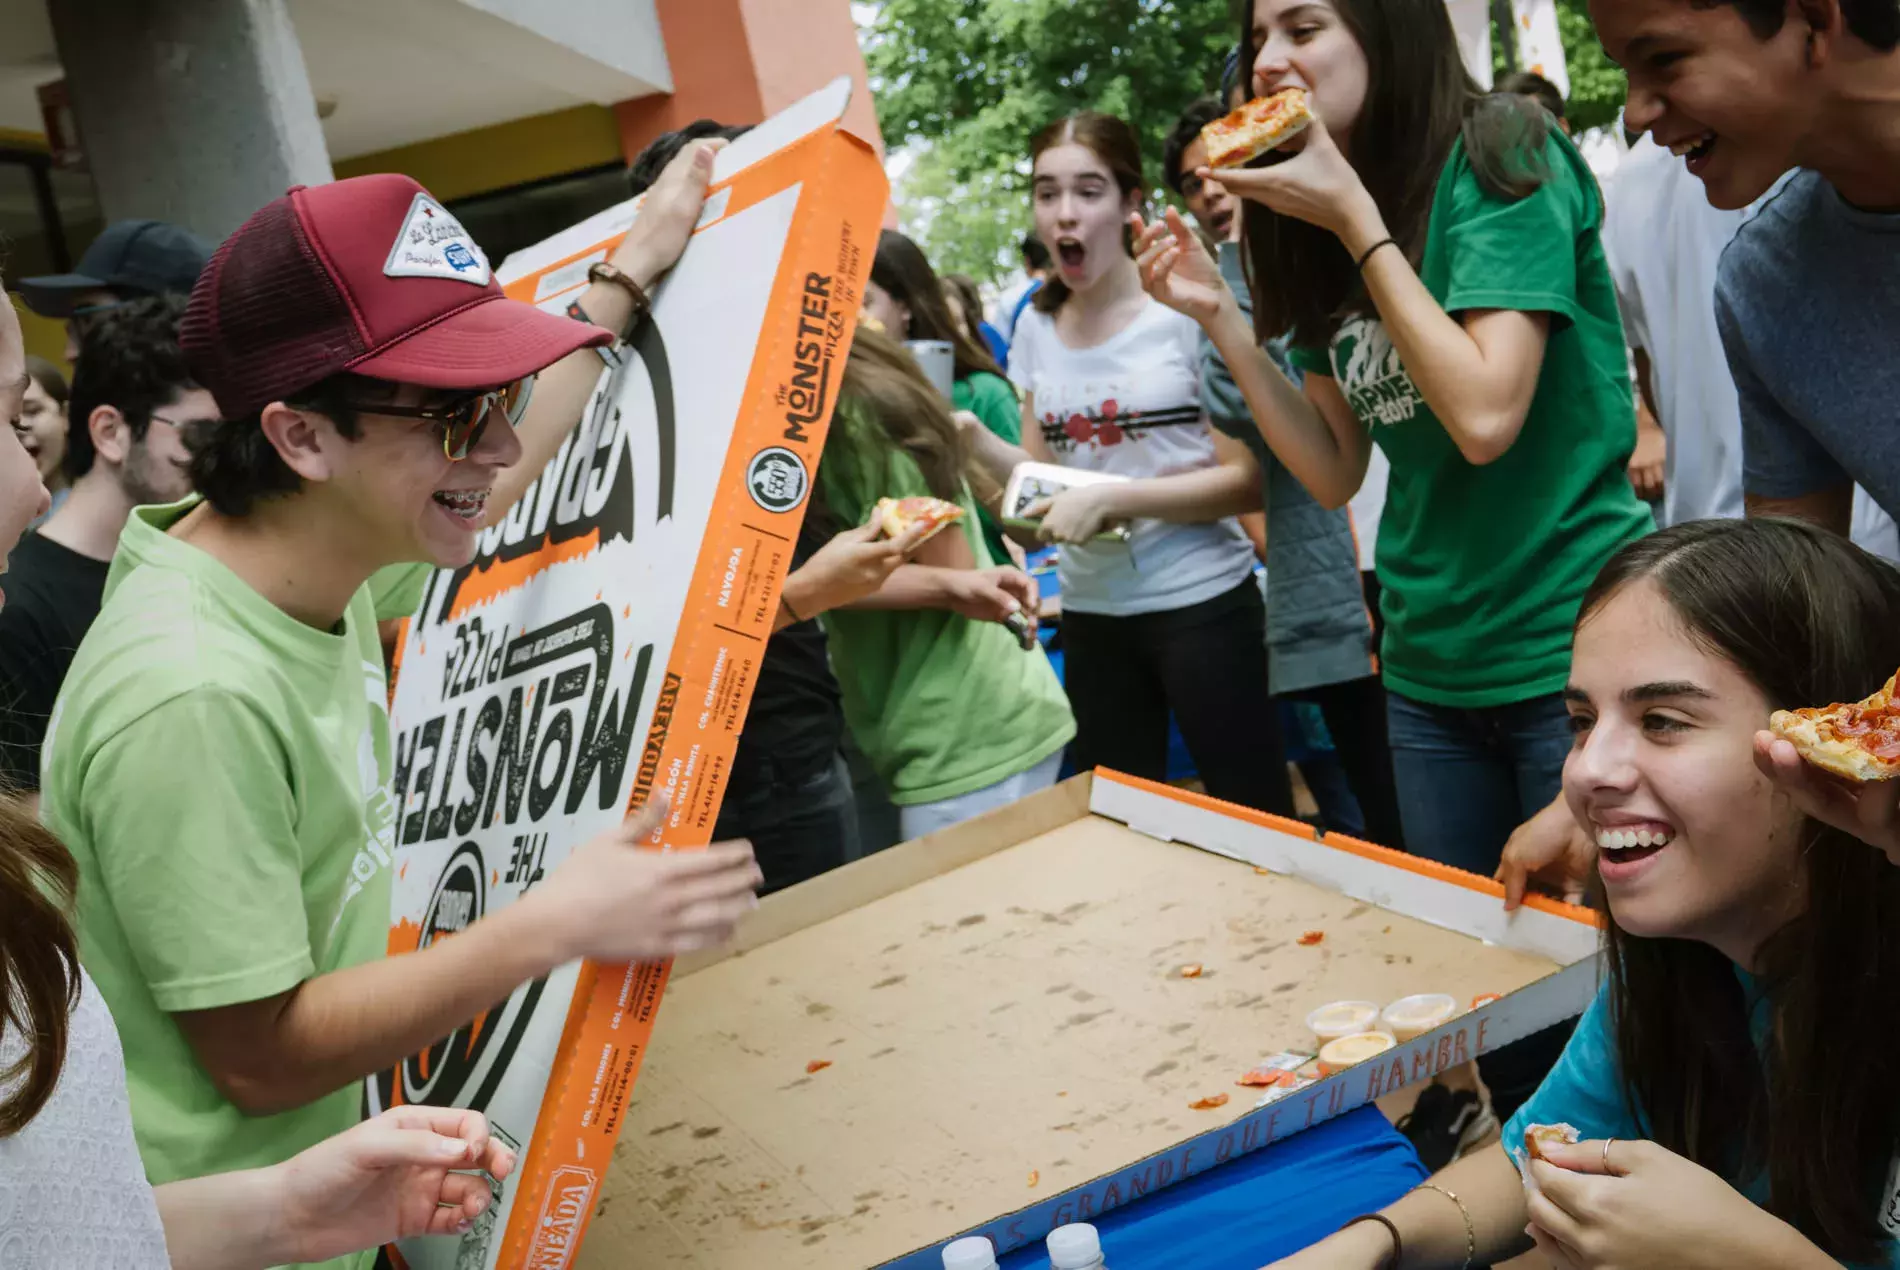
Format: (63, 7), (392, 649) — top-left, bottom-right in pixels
(181, 174), (610, 420)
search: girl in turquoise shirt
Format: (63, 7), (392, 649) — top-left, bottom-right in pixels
(1269, 518), (1900, 1269)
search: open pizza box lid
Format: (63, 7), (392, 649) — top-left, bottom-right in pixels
(578, 771), (1602, 1267)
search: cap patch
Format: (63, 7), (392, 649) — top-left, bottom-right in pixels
(383, 192), (491, 286)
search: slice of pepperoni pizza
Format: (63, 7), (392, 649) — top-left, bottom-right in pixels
(1200, 87), (1314, 169)
(874, 495), (965, 547)
(1769, 671), (1900, 782)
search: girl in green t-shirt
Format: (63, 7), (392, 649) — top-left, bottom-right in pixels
(815, 326), (1076, 840)
(1134, 0), (1653, 885)
(861, 230), (1022, 568)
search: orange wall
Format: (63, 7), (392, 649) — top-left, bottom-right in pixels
(614, 0), (881, 165)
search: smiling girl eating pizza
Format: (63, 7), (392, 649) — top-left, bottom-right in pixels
(1265, 517), (1900, 1270)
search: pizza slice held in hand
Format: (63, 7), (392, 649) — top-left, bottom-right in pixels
(1200, 87), (1315, 169)
(874, 496), (965, 547)
(1769, 671), (1900, 782)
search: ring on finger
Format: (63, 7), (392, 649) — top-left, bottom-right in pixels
(1602, 1138), (1616, 1171)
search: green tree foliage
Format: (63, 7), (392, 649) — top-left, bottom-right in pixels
(864, 0), (1238, 283)
(1556, 0), (1627, 134)
(864, 0), (1626, 284)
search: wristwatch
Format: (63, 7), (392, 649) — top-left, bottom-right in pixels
(564, 261), (653, 362)
(585, 261), (652, 336)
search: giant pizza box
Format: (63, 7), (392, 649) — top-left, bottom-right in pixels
(578, 771), (1601, 1268)
(373, 77), (888, 1270)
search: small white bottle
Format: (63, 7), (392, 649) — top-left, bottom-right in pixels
(1047, 1222), (1108, 1269)
(942, 1235), (1000, 1270)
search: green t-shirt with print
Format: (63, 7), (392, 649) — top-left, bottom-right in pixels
(951, 369), (1021, 567)
(1290, 129), (1653, 707)
(41, 501), (400, 1270)
(819, 402), (1074, 804)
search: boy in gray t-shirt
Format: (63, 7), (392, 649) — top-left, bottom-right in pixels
(1590, 0), (1900, 533)
(1716, 173), (1900, 527)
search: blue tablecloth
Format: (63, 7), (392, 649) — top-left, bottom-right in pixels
(995, 1105), (1426, 1270)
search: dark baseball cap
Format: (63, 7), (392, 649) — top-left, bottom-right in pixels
(180, 174), (610, 421)
(18, 219), (213, 317)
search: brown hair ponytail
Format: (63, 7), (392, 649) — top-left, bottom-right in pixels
(1027, 112), (1146, 316)
(0, 795), (80, 1137)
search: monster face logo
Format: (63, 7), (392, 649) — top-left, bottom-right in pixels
(371, 842), (551, 1117)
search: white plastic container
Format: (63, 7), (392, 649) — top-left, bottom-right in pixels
(1317, 1030), (1398, 1076)
(1305, 999), (1381, 1049)
(1381, 992), (1459, 1042)
(1047, 1222), (1109, 1269)
(942, 1235), (1000, 1270)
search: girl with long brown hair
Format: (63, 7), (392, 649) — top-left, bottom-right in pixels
(1268, 517), (1900, 1269)
(961, 110), (1295, 817)
(817, 323), (1075, 839)
(1137, 0), (1652, 874)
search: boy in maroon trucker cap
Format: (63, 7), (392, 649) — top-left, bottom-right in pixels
(38, 143), (763, 1236)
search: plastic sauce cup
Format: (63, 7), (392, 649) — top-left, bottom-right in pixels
(1380, 993), (1459, 1043)
(1317, 1031), (1397, 1076)
(1305, 1000), (1380, 1049)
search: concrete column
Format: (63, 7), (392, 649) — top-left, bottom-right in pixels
(46, 0), (335, 241)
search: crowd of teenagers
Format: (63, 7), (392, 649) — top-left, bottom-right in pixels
(4, 0), (1900, 1263)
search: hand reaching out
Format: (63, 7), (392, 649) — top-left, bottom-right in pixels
(1131, 207), (1234, 327)
(1526, 1138), (1823, 1270)
(276, 1106), (515, 1264)
(943, 566), (1040, 633)
(612, 137), (727, 286)
(1497, 794), (1595, 910)
(1023, 484), (1124, 545)
(1753, 730), (1900, 866)
(531, 799), (763, 963)
(784, 518), (930, 621)
(1198, 114), (1384, 252)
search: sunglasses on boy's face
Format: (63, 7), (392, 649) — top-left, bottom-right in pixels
(342, 375), (536, 461)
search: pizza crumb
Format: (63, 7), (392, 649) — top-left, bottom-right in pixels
(805, 1060), (832, 1074)
(1027, 1170), (1039, 1188)
(1236, 1068), (1297, 1088)
(1189, 1093), (1231, 1110)
(1178, 962), (1204, 978)
(1298, 930), (1325, 946)
(1253, 866), (1272, 875)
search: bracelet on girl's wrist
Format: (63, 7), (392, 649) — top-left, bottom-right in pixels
(1413, 1181), (1475, 1270)
(1355, 236), (1398, 271)
(1338, 1213), (1402, 1268)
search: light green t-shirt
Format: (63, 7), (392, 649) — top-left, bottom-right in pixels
(819, 403), (1074, 805)
(367, 561), (429, 622)
(952, 369), (1021, 568)
(1290, 129), (1654, 707)
(41, 501), (401, 1270)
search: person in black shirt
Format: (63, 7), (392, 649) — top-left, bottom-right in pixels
(628, 123), (924, 890)
(0, 296), (203, 790)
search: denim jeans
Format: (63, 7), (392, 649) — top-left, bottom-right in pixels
(713, 751), (859, 895)
(1384, 687), (1576, 1120)
(1385, 688), (1572, 877)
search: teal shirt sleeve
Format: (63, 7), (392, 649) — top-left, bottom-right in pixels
(952, 371), (1021, 446)
(1438, 132), (1596, 326)
(1500, 986), (1645, 1170)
